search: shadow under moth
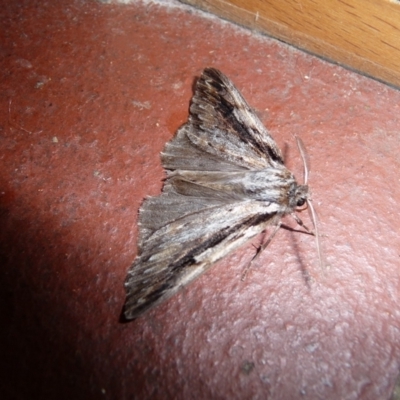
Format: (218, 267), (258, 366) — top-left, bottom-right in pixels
(124, 68), (321, 319)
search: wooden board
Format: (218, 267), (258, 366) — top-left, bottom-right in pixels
(181, 0), (400, 88)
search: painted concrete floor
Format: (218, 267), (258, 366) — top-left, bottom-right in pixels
(1, 1), (400, 399)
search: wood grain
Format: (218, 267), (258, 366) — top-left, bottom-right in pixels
(181, 0), (400, 88)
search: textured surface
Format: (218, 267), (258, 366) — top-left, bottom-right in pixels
(1, 0), (400, 399)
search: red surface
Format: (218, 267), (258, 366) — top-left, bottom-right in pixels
(1, 1), (400, 399)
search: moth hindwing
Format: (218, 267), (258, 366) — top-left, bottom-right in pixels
(124, 68), (311, 319)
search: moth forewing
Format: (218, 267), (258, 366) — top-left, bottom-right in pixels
(123, 68), (317, 319)
(124, 202), (280, 319)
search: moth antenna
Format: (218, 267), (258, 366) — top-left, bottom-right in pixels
(295, 136), (309, 185)
(295, 136), (324, 268)
(306, 198), (324, 269)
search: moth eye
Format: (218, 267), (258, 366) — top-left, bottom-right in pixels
(296, 198), (306, 207)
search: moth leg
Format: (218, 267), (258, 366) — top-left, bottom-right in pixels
(241, 222), (282, 281)
(291, 212), (314, 235)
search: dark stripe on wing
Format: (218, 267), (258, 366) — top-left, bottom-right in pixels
(203, 69), (283, 164)
(126, 211), (276, 317)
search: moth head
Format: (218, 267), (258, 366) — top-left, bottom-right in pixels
(290, 183), (309, 210)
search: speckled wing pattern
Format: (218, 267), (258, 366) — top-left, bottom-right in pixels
(124, 68), (309, 319)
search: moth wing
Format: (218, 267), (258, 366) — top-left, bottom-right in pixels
(161, 124), (247, 172)
(187, 67), (284, 170)
(136, 184), (229, 242)
(124, 196), (280, 319)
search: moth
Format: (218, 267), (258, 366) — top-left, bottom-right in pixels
(123, 68), (321, 319)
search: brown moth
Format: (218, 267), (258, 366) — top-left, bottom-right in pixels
(123, 68), (320, 319)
